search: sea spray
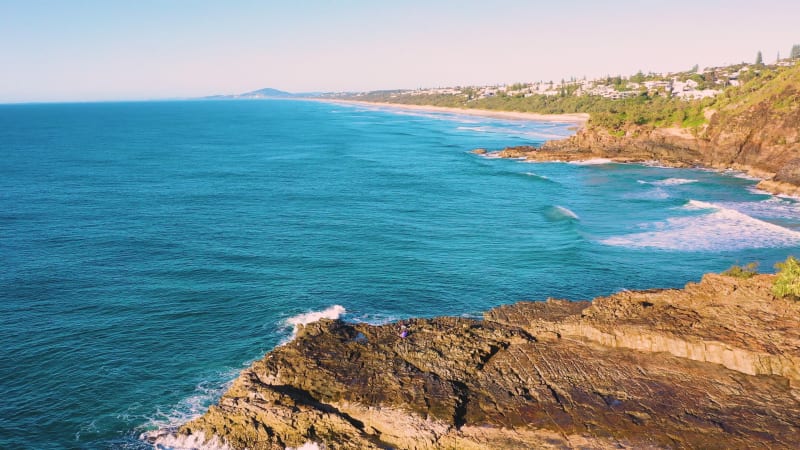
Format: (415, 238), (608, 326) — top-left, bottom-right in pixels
(285, 305), (347, 341)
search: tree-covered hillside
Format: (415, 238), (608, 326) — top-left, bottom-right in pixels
(340, 62), (800, 136)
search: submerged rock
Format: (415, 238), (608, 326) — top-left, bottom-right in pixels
(159, 274), (800, 449)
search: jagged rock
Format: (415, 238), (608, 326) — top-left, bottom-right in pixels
(160, 274), (800, 449)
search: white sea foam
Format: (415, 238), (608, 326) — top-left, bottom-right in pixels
(346, 311), (401, 326)
(139, 306), (346, 447)
(287, 442), (325, 450)
(638, 178), (698, 186)
(138, 369), (240, 446)
(545, 205), (579, 221)
(456, 125), (568, 140)
(716, 197), (800, 221)
(568, 158), (613, 166)
(746, 184), (773, 196)
(641, 160), (674, 169)
(721, 169), (762, 181)
(601, 200), (800, 251)
(682, 199), (717, 210)
(285, 305), (346, 339)
(624, 187), (670, 200)
(524, 171), (550, 181)
(150, 431), (232, 450)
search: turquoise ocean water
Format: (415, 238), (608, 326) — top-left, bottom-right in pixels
(2, 100), (799, 448)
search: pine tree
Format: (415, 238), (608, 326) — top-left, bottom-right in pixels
(755, 51), (763, 65)
(791, 44), (800, 60)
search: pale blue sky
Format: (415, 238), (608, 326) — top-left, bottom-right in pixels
(1, 0), (798, 102)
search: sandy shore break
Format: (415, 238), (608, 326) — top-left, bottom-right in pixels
(319, 99), (590, 125)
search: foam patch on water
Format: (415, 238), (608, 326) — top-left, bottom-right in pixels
(138, 369), (240, 445)
(638, 178), (698, 186)
(524, 171), (549, 179)
(455, 125), (568, 140)
(601, 200), (800, 251)
(150, 431), (231, 450)
(285, 305), (346, 339)
(346, 311), (401, 326)
(716, 197), (800, 222)
(474, 151), (504, 159)
(568, 158), (613, 166)
(721, 169), (762, 181)
(624, 187), (670, 200)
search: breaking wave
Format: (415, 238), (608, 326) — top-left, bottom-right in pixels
(638, 178), (698, 186)
(544, 205), (579, 221)
(138, 369), (240, 449)
(568, 158), (613, 166)
(286, 305), (347, 339)
(601, 200), (800, 251)
(624, 186), (670, 200)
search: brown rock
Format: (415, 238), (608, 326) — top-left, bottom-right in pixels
(157, 273), (800, 449)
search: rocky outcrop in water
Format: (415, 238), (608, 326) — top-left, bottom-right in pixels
(154, 273), (800, 449)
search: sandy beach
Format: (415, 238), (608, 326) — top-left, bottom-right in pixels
(319, 99), (590, 126)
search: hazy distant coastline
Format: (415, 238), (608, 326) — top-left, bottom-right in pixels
(319, 98), (590, 125)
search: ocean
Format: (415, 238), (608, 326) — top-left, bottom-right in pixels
(1, 100), (799, 449)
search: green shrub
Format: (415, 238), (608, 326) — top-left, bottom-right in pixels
(772, 256), (800, 300)
(722, 262), (759, 278)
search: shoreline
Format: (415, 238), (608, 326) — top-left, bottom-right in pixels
(317, 98), (590, 126)
(490, 148), (800, 199)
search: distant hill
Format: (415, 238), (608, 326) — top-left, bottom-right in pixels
(203, 87), (300, 100)
(238, 88), (296, 98)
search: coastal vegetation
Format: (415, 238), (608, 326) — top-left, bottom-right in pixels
(722, 262), (759, 279)
(338, 56), (800, 136)
(773, 256), (800, 300)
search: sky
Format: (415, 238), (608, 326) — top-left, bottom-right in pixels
(1, 0), (799, 103)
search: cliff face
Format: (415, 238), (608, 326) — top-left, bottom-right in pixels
(499, 67), (800, 196)
(153, 274), (800, 449)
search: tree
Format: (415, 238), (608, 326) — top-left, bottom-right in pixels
(791, 44), (800, 60)
(755, 50), (763, 65)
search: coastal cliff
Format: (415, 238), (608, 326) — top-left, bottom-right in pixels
(152, 273), (800, 449)
(492, 65), (800, 196)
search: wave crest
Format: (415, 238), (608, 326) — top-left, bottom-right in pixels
(545, 205), (579, 221)
(568, 158), (613, 166)
(286, 305), (346, 338)
(601, 200), (800, 251)
(638, 178), (698, 186)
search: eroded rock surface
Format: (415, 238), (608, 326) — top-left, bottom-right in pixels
(158, 274), (800, 449)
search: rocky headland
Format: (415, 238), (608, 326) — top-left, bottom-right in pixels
(484, 65), (800, 197)
(152, 272), (800, 449)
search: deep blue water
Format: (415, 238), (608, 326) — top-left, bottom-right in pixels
(1, 100), (799, 449)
